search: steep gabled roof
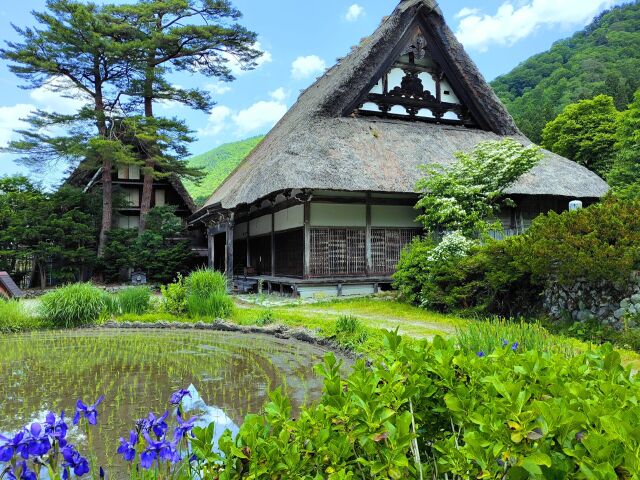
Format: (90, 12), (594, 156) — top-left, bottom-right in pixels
(196, 0), (608, 214)
(0, 272), (23, 298)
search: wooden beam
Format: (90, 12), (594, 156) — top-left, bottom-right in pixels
(365, 193), (372, 276)
(246, 220), (251, 268)
(303, 201), (311, 279)
(208, 233), (214, 269)
(225, 221), (234, 279)
(270, 210), (276, 276)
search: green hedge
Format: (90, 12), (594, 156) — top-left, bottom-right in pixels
(210, 332), (639, 478)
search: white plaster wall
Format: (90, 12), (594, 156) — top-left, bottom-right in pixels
(249, 214), (272, 236)
(274, 204), (304, 232)
(234, 222), (248, 239)
(310, 203), (366, 227)
(371, 205), (420, 227)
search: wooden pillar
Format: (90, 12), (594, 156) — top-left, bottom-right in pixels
(225, 221), (234, 279)
(207, 230), (214, 269)
(303, 201), (311, 279)
(270, 210), (275, 277)
(365, 193), (372, 276)
(246, 220), (251, 269)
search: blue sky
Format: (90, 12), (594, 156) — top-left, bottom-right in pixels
(0, 0), (625, 185)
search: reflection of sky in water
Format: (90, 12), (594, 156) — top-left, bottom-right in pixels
(182, 384), (240, 446)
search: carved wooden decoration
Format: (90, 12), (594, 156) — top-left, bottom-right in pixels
(356, 28), (476, 126)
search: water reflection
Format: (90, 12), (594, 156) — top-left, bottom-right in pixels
(0, 329), (345, 473)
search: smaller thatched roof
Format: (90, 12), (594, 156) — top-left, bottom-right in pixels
(194, 0), (608, 216)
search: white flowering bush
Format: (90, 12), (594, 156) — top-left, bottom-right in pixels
(416, 139), (543, 237)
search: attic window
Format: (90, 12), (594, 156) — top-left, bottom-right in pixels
(354, 28), (476, 127)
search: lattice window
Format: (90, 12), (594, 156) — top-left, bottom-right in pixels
(310, 228), (366, 277)
(371, 228), (421, 275)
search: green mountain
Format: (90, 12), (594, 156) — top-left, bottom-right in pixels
(491, 1), (640, 143)
(185, 136), (264, 206)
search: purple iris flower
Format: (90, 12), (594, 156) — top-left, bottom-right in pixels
(139, 433), (178, 469)
(174, 410), (199, 441)
(61, 445), (90, 479)
(477, 351), (486, 358)
(73, 396), (105, 426)
(511, 342), (519, 352)
(143, 411), (169, 438)
(170, 389), (191, 406)
(0, 431), (29, 461)
(117, 431), (138, 462)
(45, 411), (69, 447)
(26, 422), (51, 457)
(6, 461), (37, 480)
(502, 339), (509, 348)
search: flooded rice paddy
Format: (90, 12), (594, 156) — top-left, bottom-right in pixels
(0, 329), (346, 472)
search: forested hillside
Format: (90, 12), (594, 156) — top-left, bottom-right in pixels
(185, 136), (264, 206)
(491, 1), (640, 143)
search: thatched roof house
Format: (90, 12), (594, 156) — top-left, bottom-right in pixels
(190, 0), (608, 298)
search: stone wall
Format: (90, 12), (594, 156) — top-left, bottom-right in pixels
(543, 273), (640, 329)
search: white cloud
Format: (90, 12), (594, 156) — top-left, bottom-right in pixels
(455, 0), (616, 52)
(0, 104), (34, 148)
(233, 100), (287, 134)
(199, 106), (232, 137)
(205, 82), (232, 95)
(345, 4), (365, 22)
(29, 78), (89, 114)
(225, 41), (272, 76)
(269, 88), (287, 102)
(291, 55), (326, 80)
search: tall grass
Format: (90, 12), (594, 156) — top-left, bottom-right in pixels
(334, 315), (368, 345)
(456, 318), (578, 357)
(185, 269), (227, 297)
(39, 283), (108, 328)
(184, 269), (234, 319)
(0, 299), (41, 332)
(187, 292), (234, 319)
(116, 287), (152, 315)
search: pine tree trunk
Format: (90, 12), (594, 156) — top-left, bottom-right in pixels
(98, 156), (113, 256)
(139, 71), (155, 233)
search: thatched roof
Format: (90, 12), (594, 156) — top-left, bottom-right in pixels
(197, 0), (608, 214)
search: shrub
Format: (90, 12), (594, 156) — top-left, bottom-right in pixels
(115, 286), (152, 315)
(334, 315), (368, 345)
(255, 309), (274, 326)
(161, 275), (187, 315)
(210, 332), (640, 478)
(39, 283), (107, 328)
(393, 238), (436, 305)
(0, 299), (42, 332)
(187, 291), (234, 319)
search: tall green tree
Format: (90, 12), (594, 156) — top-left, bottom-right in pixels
(108, 0), (261, 231)
(608, 90), (640, 199)
(0, 0), (137, 255)
(541, 94), (620, 177)
(415, 139), (543, 238)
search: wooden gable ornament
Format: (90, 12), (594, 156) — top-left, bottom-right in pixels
(0, 272), (24, 299)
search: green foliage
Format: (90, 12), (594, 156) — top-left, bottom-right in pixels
(517, 197), (640, 285)
(186, 291), (234, 319)
(185, 268), (228, 298)
(608, 90), (640, 199)
(161, 275), (188, 316)
(334, 315), (368, 346)
(0, 299), (43, 333)
(492, 2), (640, 142)
(255, 309), (274, 326)
(184, 269), (234, 319)
(415, 139), (543, 237)
(0, 176), (100, 287)
(39, 283), (108, 328)
(392, 238), (436, 305)
(205, 332), (640, 478)
(184, 136), (264, 205)
(541, 94), (620, 176)
(456, 319), (576, 357)
(116, 286), (152, 315)
(100, 207), (194, 284)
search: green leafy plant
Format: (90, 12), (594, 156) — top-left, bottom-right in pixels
(187, 292), (234, 319)
(161, 275), (188, 316)
(334, 315), (368, 346)
(0, 299), (43, 332)
(39, 283), (108, 328)
(255, 309), (274, 326)
(185, 268), (228, 297)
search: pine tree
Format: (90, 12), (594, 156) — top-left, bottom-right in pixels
(108, 0), (261, 231)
